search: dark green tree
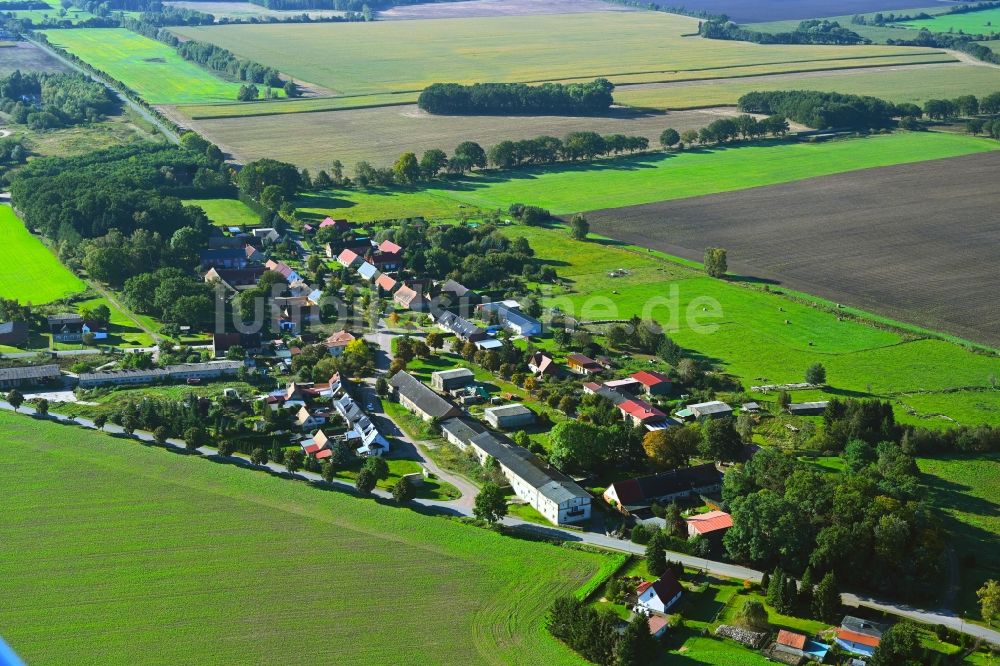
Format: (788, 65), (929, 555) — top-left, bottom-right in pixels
(704, 247), (728, 278)
(355, 467), (377, 495)
(392, 477), (415, 504)
(473, 482), (508, 524)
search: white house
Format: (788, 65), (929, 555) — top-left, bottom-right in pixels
(636, 572), (683, 615)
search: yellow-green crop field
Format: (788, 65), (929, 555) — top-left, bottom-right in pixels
(170, 12), (946, 96)
(0, 410), (605, 665)
(0, 205), (85, 304)
(42, 28), (244, 104)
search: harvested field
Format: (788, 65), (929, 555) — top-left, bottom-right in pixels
(658, 0), (961, 23)
(184, 105), (771, 169)
(0, 41), (70, 76)
(379, 0), (638, 20)
(164, 0), (345, 19)
(584, 149), (1000, 346)
(170, 13), (943, 97)
(614, 61), (1000, 110)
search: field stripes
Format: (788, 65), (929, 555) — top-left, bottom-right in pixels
(0, 205), (85, 304)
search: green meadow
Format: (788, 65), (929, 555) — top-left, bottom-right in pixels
(41, 28), (244, 104)
(499, 224), (1000, 428)
(898, 7), (1000, 34)
(0, 410), (604, 665)
(0, 206), (85, 304)
(300, 132), (997, 220)
(183, 198), (260, 227)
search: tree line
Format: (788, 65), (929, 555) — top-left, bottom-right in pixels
(922, 91), (1000, 118)
(738, 90), (900, 128)
(547, 596), (660, 666)
(417, 78), (615, 116)
(0, 70), (118, 129)
(701, 19), (868, 45)
(886, 29), (1000, 65)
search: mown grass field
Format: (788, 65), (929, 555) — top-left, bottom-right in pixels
(41, 28), (244, 105)
(170, 12), (942, 96)
(0, 410), (604, 665)
(0, 206), (85, 304)
(614, 62), (1000, 110)
(298, 132), (996, 220)
(183, 198), (260, 227)
(898, 7), (1000, 34)
(918, 454), (1000, 618)
(495, 224), (1000, 428)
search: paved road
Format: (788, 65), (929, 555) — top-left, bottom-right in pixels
(3, 395), (999, 646)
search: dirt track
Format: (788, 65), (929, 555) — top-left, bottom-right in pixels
(584, 150), (1000, 347)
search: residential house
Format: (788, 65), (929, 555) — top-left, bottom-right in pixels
(81, 322), (108, 341)
(675, 400), (733, 421)
(47, 314), (84, 342)
(431, 367), (475, 392)
(835, 617), (885, 657)
(474, 338), (503, 351)
(436, 311), (487, 342)
(468, 430), (591, 525)
(566, 353), (603, 375)
(204, 266), (266, 292)
(583, 381), (629, 406)
(484, 403), (535, 430)
(0, 321), (29, 347)
(603, 463), (724, 515)
(377, 239), (402, 255)
(357, 261), (379, 282)
(200, 248), (248, 270)
(77, 361), (243, 389)
(371, 247), (402, 272)
(787, 401), (830, 416)
(388, 371), (460, 422)
(772, 630), (830, 662)
(320, 217), (350, 232)
(488, 304), (541, 337)
(631, 370), (673, 396)
(636, 572), (683, 614)
(295, 405), (329, 430)
(264, 260), (301, 284)
(618, 399), (668, 429)
(212, 332), (261, 358)
(436, 279), (478, 310)
(252, 227), (281, 244)
(528, 351), (558, 377)
(323, 330), (355, 357)
(393, 284), (427, 311)
(685, 510), (733, 539)
(375, 273), (398, 293)
(0, 364), (61, 389)
(244, 244), (264, 263)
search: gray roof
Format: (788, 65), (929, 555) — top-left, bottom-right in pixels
(357, 261), (379, 281)
(789, 401), (830, 410)
(495, 305), (540, 332)
(0, 321), (27, 336)
(689, 401), (732, 415)
(439, 279), (471, 298)
(79, 361), (243, 383)
(470, 431), (590, 505)
(440, 416), (486, 443)
(388, 371), (457, 419)
(438, 311), (486, 339)
(432, 368), (474, 381)
(841, 616), (886, 639)
(46, 313), (83, 325)
(0, 364), (60, 382)
(484, 403), (532, 418)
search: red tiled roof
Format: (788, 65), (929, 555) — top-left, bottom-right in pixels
(376, 273), (397, 292)
(320, 217), (349, 229)
(631, 370), (672, 387)
(378, 239), (402, 254)
(648, 615), (669, 635)
(836, 629), (880, 648)
(685, 510), (733, 534)
(777, 630), (807, 650)
(636, 580), (653, 594)
(324, 330), (355, 348)
(302, 442), (322, 455)
(338, 249), (359, 265)
(619, 399), (666, 422)
(582, 382), (602, 392)
(315, 448), (333, 460)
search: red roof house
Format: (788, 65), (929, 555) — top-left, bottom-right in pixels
(320, 217), (350, 231)
(776, 630), (807, 651)
(619, 398), (667, 427)
(337, 248), (361, 268)
(378, 239), (402, 254)
(685, 510), (733, 537)
(631, 370), (673, 395)
(376, 273), (398, 293)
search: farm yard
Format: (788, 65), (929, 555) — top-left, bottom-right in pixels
(613, 61), (1000, 110)
(0, 410), (606, 665)
(296, 131), (996, 220)
(41, 28), (245, 105)
(0, 206), (86, 305)
(184, 105), (787, 171)
(583, 149), (1000, 348)
(168, 12), (945, 97)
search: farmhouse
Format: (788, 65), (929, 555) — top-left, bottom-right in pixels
(436, 279), (478, 309)
(436, 311), (487, 341)
(603, 463), (724, 515)
(685, 510), (733, 538)
(431, 367), (475, 392)
(631, 370), (672, 396)
(566, 353), (603, 375)
(0, 321), (29, 347)
(618, 399), (667, 428)
(787, 401), (830, 416)
(371, 248), (402, 272)
(211, 332), (262, 358)
(636, 572), (683, 614)
(47, 314), (84, 342)
(0, 364), (61, 390)
(484, 403), (535, 430)
(323, 330), (355, 357)
(480, 302), (541, 337)
(468, 430), (591, 525)
(77, 361), (243, 389)
(388, 371), (460, 421)
(439, 416), (487, 449)
(204, 266), (266, 292)
(528, 351), (558, 376)
(676, 400), (732, 421)
(835, 617), (885, 657)
(336, 248), (361, 268)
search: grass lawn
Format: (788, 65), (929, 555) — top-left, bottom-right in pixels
(614, 62), (1000, 110)
(918, 454), (1000, 618)
(69, 296), (155, 348)
(332, 456), (461, 501)
(183, 198), (260, 227)
(0, 409), (607, 665)
(41, 28), (245, 105)
(897, 7), (1000, 34)
(170, 13), (939, 96)
(0, 205), (86, 304)
(300, 132), (997, 220)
